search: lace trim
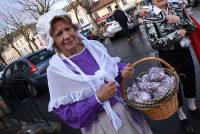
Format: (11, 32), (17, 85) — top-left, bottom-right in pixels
(48, 89), (94, 112)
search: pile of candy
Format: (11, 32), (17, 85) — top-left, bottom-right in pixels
(127, 67), (175, 103)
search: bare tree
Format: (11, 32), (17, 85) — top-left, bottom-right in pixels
(0, 24), (21, 57)
(15, 0), (56, 20)
(0, 7), (36, 52)
(65, 0), (81, 25)
(77, 0), (98, 29)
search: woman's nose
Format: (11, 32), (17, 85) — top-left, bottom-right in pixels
(63, 31), (70, 39)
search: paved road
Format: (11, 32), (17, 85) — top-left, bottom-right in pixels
(36, 6), (200, 134)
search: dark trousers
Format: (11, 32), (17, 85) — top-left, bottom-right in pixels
(135, 25), (141, 34)
(119, 22), (131, 39)
(158, 47), (196, 107)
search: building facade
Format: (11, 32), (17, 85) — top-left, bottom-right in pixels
(1, 46), (20, 64)
(1, 26), (46, 65)
(63, 0), (136, 30)
(92, 0), (136, 19)
(64, 5), (92, 30)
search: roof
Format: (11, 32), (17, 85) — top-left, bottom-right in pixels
(91, 0), (114, 12)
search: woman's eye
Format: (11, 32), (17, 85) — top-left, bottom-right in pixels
(55, 31), (62, 37)
(65, 27), (71, 31)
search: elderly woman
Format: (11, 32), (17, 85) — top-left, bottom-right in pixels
(36, 10), (152, 134)
(143, 0), (198, 133)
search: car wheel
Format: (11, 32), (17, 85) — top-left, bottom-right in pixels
(27, 83), (38, 97)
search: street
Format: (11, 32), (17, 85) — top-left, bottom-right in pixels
(36, 6), (200, 134)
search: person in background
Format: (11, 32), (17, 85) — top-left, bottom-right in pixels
(143, 0), (199, 134)
(113, 5), (133, 42)
(129, 11), (143, 37)
(36, 9), (153, 134)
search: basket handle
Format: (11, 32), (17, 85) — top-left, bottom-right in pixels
(121, 56), (175, 100)
(131, 56), (175, 71)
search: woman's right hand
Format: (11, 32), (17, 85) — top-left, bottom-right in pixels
(177, 29), (187, 37)
(96, 81), (117, 102)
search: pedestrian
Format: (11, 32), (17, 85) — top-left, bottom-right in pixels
(143, 0), (199, 134)
(129, 11), (143, 37)
(113, 5), (133, 42)
(36, 10), (153, 134)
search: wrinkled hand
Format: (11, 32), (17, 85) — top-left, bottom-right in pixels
(96, 81), (117, 102)
(166, 15), (180, 24)
(121, 63), (134, 79)
(177, 28), (187, 37)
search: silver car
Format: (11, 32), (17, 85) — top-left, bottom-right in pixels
(103, 15), (134, 38)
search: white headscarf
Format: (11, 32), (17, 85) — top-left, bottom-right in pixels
(36, 10), (122, 131)
(36, 10), (71, 49)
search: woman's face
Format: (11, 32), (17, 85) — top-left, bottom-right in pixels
(51, 19), (80, 55)
(152, 0), (167, 8)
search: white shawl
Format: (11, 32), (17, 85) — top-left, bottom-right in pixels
(47, 35), (122, 131)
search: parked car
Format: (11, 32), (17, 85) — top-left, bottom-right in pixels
(0, 63), (5, 78)
(102, 15), (135, 38)
(80, 28), (98, 40)
(0, 48), (55, 97)
(80, 28), (104, 42)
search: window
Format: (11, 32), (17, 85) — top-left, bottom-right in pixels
(20, 40), (23, 45)
(0, 63), (5, 71)
(24, 47), (28, 53)
(17, 62), (28, 73)
(5, 68), (12, 78)
(93, 12), (99, 19)
(5, 64), (15, 78)
(106, 15), (115, 23)
(79, 18), (84, 24)
(107, 6), (112, 13)
(13, 63), (19, 73)
(122, 0), (127, 5)
(16, 43), (19, 47)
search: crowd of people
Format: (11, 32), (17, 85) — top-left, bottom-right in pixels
(36, 0), (200, 134)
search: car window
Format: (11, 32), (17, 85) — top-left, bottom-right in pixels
(106, 15), (114, 23)
(16, 62), (28, 73)
(0, 63), (5, 72)
(5, 68), (12, 77)
(80, 29), (90, 37)
(9, 63), (21, 76)
(13, 63), (18, 71)
(21, 63), (28, 73)
(27, 49), (54, 65)
(4, 64), (15, 78)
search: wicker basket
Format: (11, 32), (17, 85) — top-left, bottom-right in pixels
(121, 57), (179, 120)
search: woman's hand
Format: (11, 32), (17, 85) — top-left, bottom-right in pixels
(166, 15), (180, 24)
(96, 81), (117, 102)
(121, 63), (134, 79)
(177, 28), (187, 37)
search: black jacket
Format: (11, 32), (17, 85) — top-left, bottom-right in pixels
(113, 10), (128, 25)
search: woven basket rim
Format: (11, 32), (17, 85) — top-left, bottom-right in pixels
(124, 68), (179, 110)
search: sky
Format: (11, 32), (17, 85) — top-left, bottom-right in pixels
(0, 0), (9, 7)
(0, 0), (10, 27)
(50, 0), (69, 10)
(0, 0), (68, 11)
